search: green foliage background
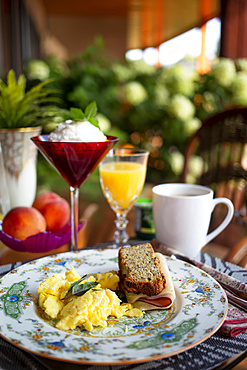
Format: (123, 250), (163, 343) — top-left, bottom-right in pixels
(22, 39), (247, 192)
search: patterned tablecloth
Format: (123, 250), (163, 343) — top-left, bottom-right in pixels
(0, 243), (247, 370)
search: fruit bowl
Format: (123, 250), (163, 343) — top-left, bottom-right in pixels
(0, 221), (84, 253)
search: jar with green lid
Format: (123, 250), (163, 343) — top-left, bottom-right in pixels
(134, 198), (155, 240)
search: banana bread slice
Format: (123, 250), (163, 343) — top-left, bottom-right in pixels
(118, 243), (166, 296)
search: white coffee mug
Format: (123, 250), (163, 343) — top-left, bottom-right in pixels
(152, 183), (234, 257)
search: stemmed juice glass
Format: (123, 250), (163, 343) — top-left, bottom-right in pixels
(31, 135), (118, 252)
(99, 147), (149, 246)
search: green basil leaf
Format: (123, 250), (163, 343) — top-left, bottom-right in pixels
(85, 101), (97, 120)
(72, 281), (99, 296)
(69, 102), (99, 127)
(70, 107), (85, 121)
(62, 275), (87, 300)
(88, 116), (100, 128)
(116, 290), (127, 302)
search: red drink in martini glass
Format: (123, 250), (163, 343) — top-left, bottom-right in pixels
(31, 135), (118, 252)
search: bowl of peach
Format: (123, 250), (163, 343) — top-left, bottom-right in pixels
(0, 192), (84, 253)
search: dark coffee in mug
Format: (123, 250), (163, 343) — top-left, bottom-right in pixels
(172, 194), (197, 196)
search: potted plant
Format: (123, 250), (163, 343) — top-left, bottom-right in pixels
(0, 69), (68, 210)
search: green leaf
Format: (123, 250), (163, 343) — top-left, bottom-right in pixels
(88, 116), (100, 129)
(0, 70), (62, 129)
(63, 275), (87, 299)
(72, 281), (99, 296)
(70, 107), (86, 121)
(85, 101), (97, 120)
(69, 101), (100, 128)
(116, 290), (127, 302)
(62, 275), (98, 300)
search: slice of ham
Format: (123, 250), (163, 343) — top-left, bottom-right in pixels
(124, 253), (175, 310)
(139, 296), (172, 307)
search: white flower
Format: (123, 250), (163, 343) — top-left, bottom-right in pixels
(167, 95), (195, 121)
(154, 85), (169, 108)
(125, 81), (148, 105)
(184, 117), (201, 136)
(129, 60), (156, 75)
(186, 155), (204, 183)
(211, 58), (236, 87)
(170, 151), (184, 175)
(230, 72), (247, 105)
(236, 59), (247, 73)
(112, 63), (134, 82)
(26, 60), (50, 81)
(96, 113), (111, 132)
(160, 65), (197, 96)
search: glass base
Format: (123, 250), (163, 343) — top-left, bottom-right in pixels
(105, 242), (131, 250)
(114, 213), (129, 246)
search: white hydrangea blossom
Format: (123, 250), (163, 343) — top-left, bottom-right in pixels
(211, 58), (236, 87)
(184, 117), (202, 136)
(167, 94), (195, 121)
(96, 113), (111, 132)
(172, 76), (195, 96)
(154, 85), (169, 108)
(114, 60), (155, 82)
(130, 60), (156, 75)
(112, 64), (135, 82)
(170, 151), (184, 175)
(230, 72), (247, 105)
(125, 81), (148, 105)
(236, 59), (247, 73)
(26, 60), (50, 81)
(160, 65), (197, 97)
(187, 155), (204, 183)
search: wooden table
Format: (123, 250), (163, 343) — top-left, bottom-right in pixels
(0, 200), (136, 265)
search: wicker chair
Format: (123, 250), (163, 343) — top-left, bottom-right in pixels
(181, 107), (247, 267)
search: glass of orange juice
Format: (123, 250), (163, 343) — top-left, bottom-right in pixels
(99, 147), (149, 246)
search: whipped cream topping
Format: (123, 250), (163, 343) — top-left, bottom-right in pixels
(48, 120), (107, 142)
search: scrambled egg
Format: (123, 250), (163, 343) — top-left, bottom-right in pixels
(37, 267), (142, 331)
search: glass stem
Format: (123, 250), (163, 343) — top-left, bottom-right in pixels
(70, 186), (79, 252)
(114, 212), (129, 245)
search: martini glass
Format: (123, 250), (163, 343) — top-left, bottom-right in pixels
(31, 135), (118, 252)
(99, 147), (149, 247)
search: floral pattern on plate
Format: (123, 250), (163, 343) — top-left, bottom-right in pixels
(0, 249), (228, 365)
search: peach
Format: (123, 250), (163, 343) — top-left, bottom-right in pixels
(32, 192), (61, 213)
(2, 207), (46, 241)
(41, 198), (70, 232)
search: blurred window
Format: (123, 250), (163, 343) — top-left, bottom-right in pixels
(126, 17), (221, 68)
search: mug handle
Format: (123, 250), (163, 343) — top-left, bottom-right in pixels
(205, 197), (234, 245)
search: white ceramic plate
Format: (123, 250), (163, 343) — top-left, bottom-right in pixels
(0, 249), (228, 365)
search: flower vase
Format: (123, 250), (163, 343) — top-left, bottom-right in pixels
(0, 127), (42, 208)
